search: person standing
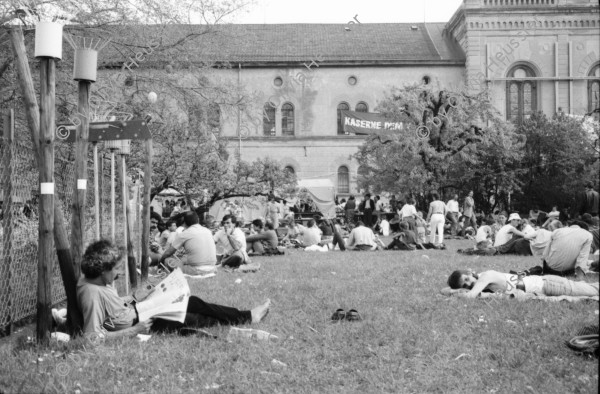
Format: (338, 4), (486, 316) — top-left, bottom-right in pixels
(426, 192), (447, 246)
(460, 191), (478, 237)
(345, 195), (357, 224)
(360, 193), (375, 227)
(265, 196), (281, 229)
(446, 194), (460, 236)
(574, 181), (599, 219)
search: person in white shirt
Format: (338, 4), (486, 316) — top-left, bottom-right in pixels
(346, 221), (378, 251)
(398, 198), (418, 231)
(426, 192), (447, 246)
(159, 212), (217, 274)
(445, 194), (460, 236)
(214, 215), (249, 268)
(494, 213), (526, 247)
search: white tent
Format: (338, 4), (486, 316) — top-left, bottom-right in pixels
(297, 178), (337, 218)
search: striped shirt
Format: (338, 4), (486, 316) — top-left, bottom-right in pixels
(542, 226), (593, 272)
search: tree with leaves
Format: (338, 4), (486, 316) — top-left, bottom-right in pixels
(355, 84), (525, 214)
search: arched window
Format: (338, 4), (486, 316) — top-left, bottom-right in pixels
(284, 166), (295, 175)
(588, 64), (600, 120)
(506, 64), (537, 124)
(263, 102), (276, 136)
(355, 102), (368, 113)
(281, 102), (295, 136)
(337, 102), (350, 135)
(337, 166), (349, 193)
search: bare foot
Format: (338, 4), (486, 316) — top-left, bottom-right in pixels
(251, 299), (271, 323)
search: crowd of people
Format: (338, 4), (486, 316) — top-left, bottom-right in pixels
(74, 182), (599, 339)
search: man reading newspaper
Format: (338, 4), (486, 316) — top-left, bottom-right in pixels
(77, 240), (270, 340)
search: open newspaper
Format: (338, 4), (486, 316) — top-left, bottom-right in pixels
(135, 268), (190, 323)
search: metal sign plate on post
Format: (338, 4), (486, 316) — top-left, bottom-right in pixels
(55, 120), (151, 142)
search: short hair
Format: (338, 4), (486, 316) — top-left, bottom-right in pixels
(546, 220), (563, 231)
(81, 239), (122, 279)
(570, 220), (589, 231)
(183, 211), (199, 226)
(252, 219), (264, 229)
(447, 270), (470, 289)
(356, 220), (365, 227)
(585, 181), (593, 189)
(431, 192), (439, 201)
(307, 219), (316, 228)
(400, 221), (409, 230)
(221, 214), (237, 226)
(166, 220), (176, 228)
(409, 198), (416, 205)
(264, 221), (274, 230)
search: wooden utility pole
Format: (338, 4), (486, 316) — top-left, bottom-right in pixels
(141, 140), (153, 281)
(37, 58), (55, 344)
(10, 27), (82, 335)
(71, 80), (91, 278)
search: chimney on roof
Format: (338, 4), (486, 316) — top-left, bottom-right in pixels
(410, 25), (418, 31)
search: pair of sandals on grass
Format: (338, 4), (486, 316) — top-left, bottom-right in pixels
(331, 308), (362, 322)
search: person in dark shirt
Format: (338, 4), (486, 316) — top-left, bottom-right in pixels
(385, 222), (423, 250)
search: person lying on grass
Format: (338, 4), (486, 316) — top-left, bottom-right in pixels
(446, 269), (599, 299)
(77, 239), (270, 340)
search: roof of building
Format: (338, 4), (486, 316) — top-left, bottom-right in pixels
(98, 23), (465, 68)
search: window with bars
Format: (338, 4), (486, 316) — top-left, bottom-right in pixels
(281, 103), (295, 136)
(263, 102), (276, 136)
(337, 102), (350, 135)
(506, 65), (537, 124)
(337, 166), (349, 193)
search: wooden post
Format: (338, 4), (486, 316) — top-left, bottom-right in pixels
(120, 155), (129, 294)
(93, 143), (100, 240)
(110, 150), (116, 242)
(71, 81), (91, 277)
(98, 153), (104, 237)
(37, 58), (55, 344)
(141, 140), (152, 281)
(10, 28), (82, 335)
(121, 156), (137, 289)
(2, 110), (15, 334)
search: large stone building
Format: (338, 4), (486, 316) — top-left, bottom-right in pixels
(182, 0), (600, 196)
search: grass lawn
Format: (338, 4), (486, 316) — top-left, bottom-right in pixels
(1, 238), (598, 393)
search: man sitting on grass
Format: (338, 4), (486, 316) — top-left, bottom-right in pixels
(346, 220), (379, 251)
(77, 240), (271, 340)
(213, 214), (249, 268)
(446, 269), (599, 298)
(245, 219), (280, 255)
(385, 221), (423, 250)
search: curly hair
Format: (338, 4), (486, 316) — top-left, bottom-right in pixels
(447, 270), (470, 289)
(81, 239), (123, 279)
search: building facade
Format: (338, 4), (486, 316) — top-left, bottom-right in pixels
(207, 0), (598, 197)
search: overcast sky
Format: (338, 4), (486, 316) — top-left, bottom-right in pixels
(231, 0), (464, 24)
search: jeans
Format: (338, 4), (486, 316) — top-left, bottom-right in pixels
(542, 276), (599, 297)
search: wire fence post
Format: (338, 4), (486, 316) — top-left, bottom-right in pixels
(1, 110), (15, 335)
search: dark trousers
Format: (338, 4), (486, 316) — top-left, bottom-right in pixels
(332, 230), (346, 251)
(150, 296), (252, 333)
(542, 260), (575, 277)
(496, 236), (532, 255)
(447, 212), (459, 235)
(364, 209), (373, 226)
(386, 238), (415, 250)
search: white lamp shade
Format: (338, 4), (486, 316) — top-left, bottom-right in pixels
(35, 22), (63, 59)
(73, 49), (98, 81)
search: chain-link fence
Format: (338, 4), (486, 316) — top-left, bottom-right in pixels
(0, 132), (139, 334)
